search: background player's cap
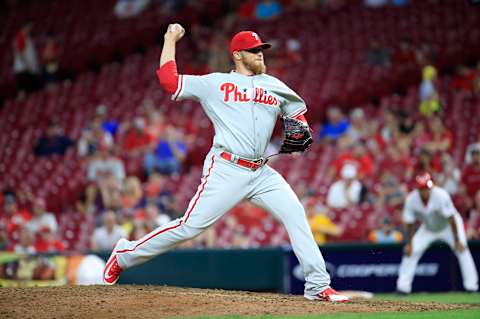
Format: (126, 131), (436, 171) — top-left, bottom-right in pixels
(415, 172), (434, 189)
(229, 31), (271, 53)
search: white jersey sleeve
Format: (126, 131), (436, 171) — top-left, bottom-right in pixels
(270, 77), (307, 118)
(402, 194), (416, 224)
(438, 189), (456, 219)
(172, 74), (212, 102)
(280, 88), (307, 118)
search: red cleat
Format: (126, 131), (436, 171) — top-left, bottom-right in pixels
(304, 287), (350, 302)
(103, 239), (126, 285)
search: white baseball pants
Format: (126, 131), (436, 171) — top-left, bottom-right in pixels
(396, 214), (479, 293)
(115, 148), (331, 295)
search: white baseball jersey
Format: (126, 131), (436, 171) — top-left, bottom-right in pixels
(172, 71), (307, 159)
(114, 70), (334, 297)
(397, 186), (478, 293)
(402, 186), (458, 232)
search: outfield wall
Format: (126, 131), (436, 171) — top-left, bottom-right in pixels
(1, 241), (479, 292)
(100, 241), (480, 294)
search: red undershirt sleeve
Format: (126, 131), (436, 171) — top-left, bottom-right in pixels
(156, 60), (179, 94)
(294, 114), (309, 126)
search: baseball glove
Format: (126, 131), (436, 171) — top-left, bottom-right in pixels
(280, 117), (313, 153)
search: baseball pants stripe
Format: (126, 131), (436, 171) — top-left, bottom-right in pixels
(115, 148), (331, 294)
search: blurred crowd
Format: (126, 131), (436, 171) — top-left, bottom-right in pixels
(2, 0), (480, 253)
(2, 65), (480, 252)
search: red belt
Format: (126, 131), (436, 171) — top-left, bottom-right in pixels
(220, 151), (265, 170)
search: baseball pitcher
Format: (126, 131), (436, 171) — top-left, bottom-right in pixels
(103, 23), (349, 302)
(396, 173), (479, 293)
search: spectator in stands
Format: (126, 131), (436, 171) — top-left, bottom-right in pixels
(34, 225), (65, 253)
(346, 108), (369, 142)
(97, 175), (124, 213)
(436, 152), (461, 195)
(412, 121), (429, 151)
(368, 217), (403, 243)
(128, 219), (148, 241)
(216, 215), (249, 249)
(141, 203), (171, 232)
(380, 144), (414, 183)
(379, 109), (399, 146)
(33, 121), (73, 157)
(413, 148), (441, 177)
(392, 0), (409, 5)
(121, 117), (155, 157)
(0, 195), (31, 238)
(327, 164), (362, 208)
(306, 201), (342, 245)
(14, 227), (36, 253)
(465, 132), (480, 164)
(285, 38), (302, 65)
(364, 0), (388, 8)
(114, 0), (151, 18)
(377, 169), (407, 208)
(0, 222), (9, 251)
(138, 173), (164, 207)
(255, 0), (283, 20)
(422, 116), (453, 153)
(236, 0), (257, 20)
(138, 173), (178, 217)
(78, 116), (114, 157)
(419, 65), (441, 117)
(145, 109), (166, 142)
(87, 145), (126, 183)
(121, 176), (143, 210)
(366, 41), (391, 67)
(451, 65), (476, 93)
(27, 198), (58, 234)
(396, 111), (416, 151)
(12, 22), (40, 94)
(329, 141), (374, 180)
(41, 33), (61, 85)
(462, 149), (480, 212)
(143, 125), (187, 176)
(187, 226), (217, 248)
(96, 104), (119, 137)
(318, 107), (350, 142)
(158, 191), (180, 218)
(91, 210), (126, 251)
(75, 190), (96, 217)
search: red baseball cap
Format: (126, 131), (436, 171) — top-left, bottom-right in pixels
(415, 172), (434, 189)
(229, 31), (271, 53)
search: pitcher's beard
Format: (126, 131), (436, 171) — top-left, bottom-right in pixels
(246, 60), (267, 75)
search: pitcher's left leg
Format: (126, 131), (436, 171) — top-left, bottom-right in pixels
(249, 166), (347, 301)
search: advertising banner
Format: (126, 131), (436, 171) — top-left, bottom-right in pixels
(0, 253), (105, 287)
(287, 242), (480, 294)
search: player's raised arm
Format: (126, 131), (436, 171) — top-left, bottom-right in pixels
(160, 23), (185, 67)
(156, 23), (185, 94)
(156, 23), (210, 102)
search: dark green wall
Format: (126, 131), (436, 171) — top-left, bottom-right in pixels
(99, 247), (287, 292)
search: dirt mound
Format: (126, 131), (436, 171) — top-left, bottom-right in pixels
(0, 285), (474, 318)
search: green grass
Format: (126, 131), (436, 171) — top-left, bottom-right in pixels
(375, 292), (480, 304)
(190, 310), (480, 319)
(188, 293), (480, 319)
